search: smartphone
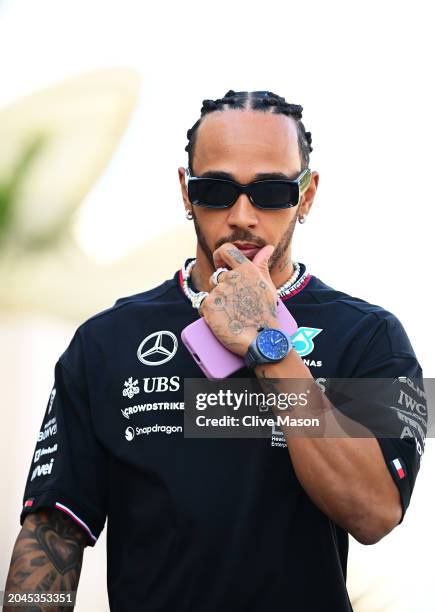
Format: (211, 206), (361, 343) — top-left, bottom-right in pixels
(181, 298), (298, 379)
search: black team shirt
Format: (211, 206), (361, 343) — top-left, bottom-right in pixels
(20, 260), (426, 612)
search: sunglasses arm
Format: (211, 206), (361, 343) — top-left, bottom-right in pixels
(298, 168), (312, 196)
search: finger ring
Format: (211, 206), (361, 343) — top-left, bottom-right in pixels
(211, 267), (228, 286)
(191, 291), (208, 310)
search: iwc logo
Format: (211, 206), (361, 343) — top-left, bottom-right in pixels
(137, 331), (178, 366)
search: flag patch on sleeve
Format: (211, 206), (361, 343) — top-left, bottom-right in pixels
(391, 458), (406, 480)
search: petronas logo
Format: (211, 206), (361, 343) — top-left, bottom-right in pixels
(291, 327), (323, 357)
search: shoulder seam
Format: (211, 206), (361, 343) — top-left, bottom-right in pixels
(77, 279), (177, 328)
(302, 288), (374, 313)
(303, 285), (397, 318)
(299, 278), (371, 311)
(356, 352), (419, 370)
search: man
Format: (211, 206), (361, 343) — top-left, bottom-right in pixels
(5, 90), (426, 611)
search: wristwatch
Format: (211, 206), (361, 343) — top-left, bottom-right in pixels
(244, 327), (293, 369)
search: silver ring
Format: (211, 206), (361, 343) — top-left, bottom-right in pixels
(211, 267), (228, 286)
(191, 291), (208, 310)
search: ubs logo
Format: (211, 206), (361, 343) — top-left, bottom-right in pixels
(143, 376), (180, 393)
(137, 331), (178, 366)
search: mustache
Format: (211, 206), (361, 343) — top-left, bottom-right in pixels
(215, 234), (266, 249)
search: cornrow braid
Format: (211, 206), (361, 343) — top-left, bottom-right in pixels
(185, 90), (313, 173)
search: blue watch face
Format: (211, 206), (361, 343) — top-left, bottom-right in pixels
(257, 329), (289, 360)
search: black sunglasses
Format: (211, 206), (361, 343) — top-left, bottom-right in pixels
(185, 167), (312, 210)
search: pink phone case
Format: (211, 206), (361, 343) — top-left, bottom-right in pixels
(181, 298), (298, 379)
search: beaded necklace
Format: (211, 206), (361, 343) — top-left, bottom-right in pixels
(180, 258), (309, 309)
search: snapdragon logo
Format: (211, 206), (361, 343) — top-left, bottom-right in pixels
(125, 424), (182, 441)
(125, 426), (135, 441)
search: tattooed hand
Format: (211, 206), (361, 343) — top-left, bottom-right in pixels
(198, 243), (278, 356)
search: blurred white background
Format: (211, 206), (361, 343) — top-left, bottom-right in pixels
(0, 0), (434, 610)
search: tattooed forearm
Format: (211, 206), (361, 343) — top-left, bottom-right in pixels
(257, 368), (282, 392)
(4, 509), (87, 611)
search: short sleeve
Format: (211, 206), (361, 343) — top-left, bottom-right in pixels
(20, 331), (108, 546)
(347, 312), (427, 523)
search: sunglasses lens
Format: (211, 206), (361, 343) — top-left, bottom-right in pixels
(188, 178), (301, 209)
(188, 179), (237, 207)
(250, 182), (300, 208)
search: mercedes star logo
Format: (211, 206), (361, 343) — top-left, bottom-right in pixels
(137, 330), (178, 366)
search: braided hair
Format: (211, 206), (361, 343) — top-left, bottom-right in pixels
(185, 90), (313, 173)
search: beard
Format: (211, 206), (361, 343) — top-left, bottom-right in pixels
(191, 207), (216, 270)
(191, 206), (299, 272)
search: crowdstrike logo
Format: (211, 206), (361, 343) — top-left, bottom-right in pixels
(125, 426), (135, 441)
(137, 331), (178, 366)
(291, 327), (322, 357)
(121, 401), (184, 419)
